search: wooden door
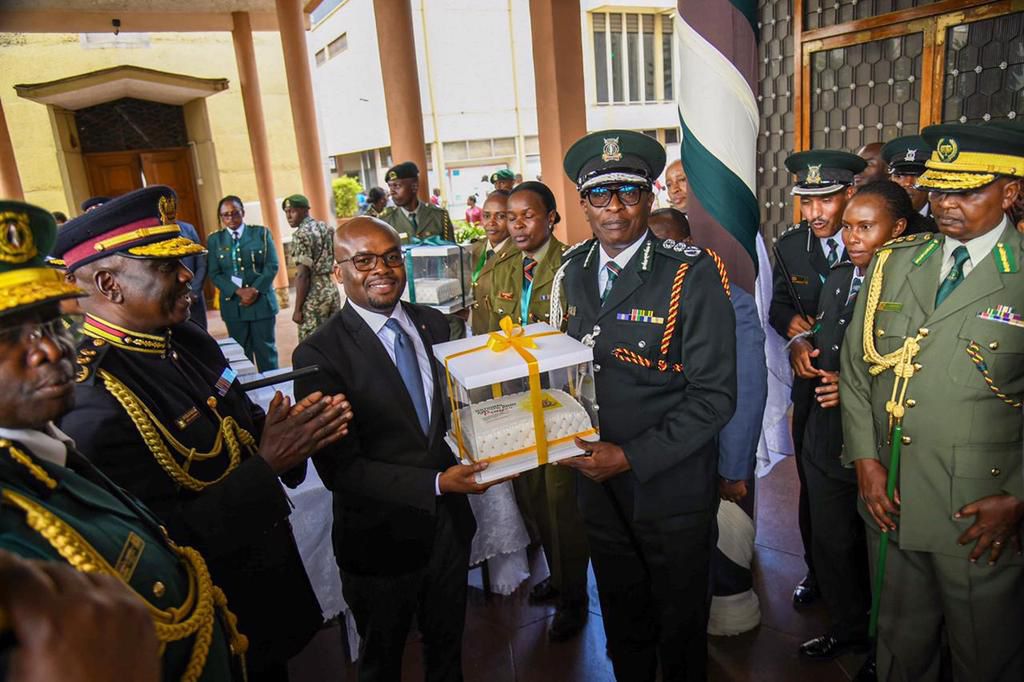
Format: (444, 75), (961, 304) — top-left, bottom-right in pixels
(140, 148), (204, 238)
(84, 151), (143, 202)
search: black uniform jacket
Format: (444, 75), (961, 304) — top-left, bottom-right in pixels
(58, 320), (321, 668)
(560, 235), (737, 520)
(292, 301), (476, 577)
(801, 263), (858, 481)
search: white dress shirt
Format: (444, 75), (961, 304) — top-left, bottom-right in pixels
(819, 234), (845, 262)
(0, 423), (74, 467)
(939, 216), (1008, 283)
(348, 301), (444, 493)
(230, 223), (246, 241)
(488, 237), (510, 256)
(597, 231), (649, 295)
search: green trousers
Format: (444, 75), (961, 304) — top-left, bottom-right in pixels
(514, 464), (590, 604)
(224, 317), (279, 372)
(867, 525), (1024, 681)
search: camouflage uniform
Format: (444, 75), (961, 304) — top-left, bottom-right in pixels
(292, 215), (341, 340)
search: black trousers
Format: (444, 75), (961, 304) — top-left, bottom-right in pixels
(582, 477), (717, 682)
(791, 379), (816, 580)
(803, 459), (870, 640)
(341, 504), (470, 682)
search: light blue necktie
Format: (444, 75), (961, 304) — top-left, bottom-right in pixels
(385, 318), (429, 433)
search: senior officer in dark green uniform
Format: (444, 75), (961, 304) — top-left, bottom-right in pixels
(469, 190), (516, 335)
(487, 181), (591, 641)
(769, 149), (863, 608)
(554, 130), (736, 681)
(841, 123), (1024, 682)
(882, 135), (938, 235)
(380, 161), (454, 243)
(207, 195), (280, 371)
(52, 187), (354, 682)
(0, 200), (243, 681)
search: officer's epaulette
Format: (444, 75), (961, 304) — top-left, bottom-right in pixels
(74, 336), (111, 385)
(562, 238), (596, 261)
(379, 206), (396, 219)
(881, 231), (932, 249)
(655, 238), (705, 263)
(776, 223), (809, 243)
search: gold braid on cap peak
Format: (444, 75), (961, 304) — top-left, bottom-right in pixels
(917, 169), (997, 192)
(0, 487), (248, 682)
(128, 237), (207, 259)
(0, 267), (84, 312)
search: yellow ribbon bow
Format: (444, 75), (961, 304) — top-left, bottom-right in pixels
(486, 315), (539, 353)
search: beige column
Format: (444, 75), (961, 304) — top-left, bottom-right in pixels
(275, 0), (331, 221)
(528, 0), (588, 243)
(0, 98), (25, 200)
(232, 11), (289, 296)
(373, 0), (429, 203)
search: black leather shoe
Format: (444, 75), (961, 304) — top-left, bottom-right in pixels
(548, 603), (588, 642)
(792, 575), (820, 608)
(529, 577), (560, 604)
(799, 634), (870, 660)
(853, 654), (877, 682)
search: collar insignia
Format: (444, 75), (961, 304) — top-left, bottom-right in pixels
(0, 211), (36, 263)
(602, 137), (622, 163)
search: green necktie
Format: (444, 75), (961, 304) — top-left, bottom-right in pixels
(601, 262), (622, 303)
(410, 211), (418, 234)
(935, 245), (970, 308)
(826, 238), (839, 268)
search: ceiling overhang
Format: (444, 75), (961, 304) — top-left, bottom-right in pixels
(15, 65), (229, 110)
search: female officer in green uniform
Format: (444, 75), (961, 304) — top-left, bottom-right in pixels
(469, 190), (515, 335)
(487, 181), (591, 641)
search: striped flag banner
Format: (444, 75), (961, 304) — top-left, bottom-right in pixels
(676, 0), (760, 280)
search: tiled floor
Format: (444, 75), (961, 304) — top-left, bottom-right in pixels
(206, 305), (867, 681)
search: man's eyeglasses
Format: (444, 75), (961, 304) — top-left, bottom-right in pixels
(219, 210), (242, 219)
(584, 184), (645, 208)
(337, 252), (405, 272)
(0, 318), (70, 347)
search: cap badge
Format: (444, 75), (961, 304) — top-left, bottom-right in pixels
(0, 211), (37, 263)
(602, 137), (623, 163)
(157, 195), (177, 226)
(284, 199), (292, 208)
(386, 170), (398, 182)
(806, 164), (822, 185)
(937, 137), (960, 163)
(904, 149), (918, 162)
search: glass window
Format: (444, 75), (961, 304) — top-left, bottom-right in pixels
(643, 15), (656, 102)
(627, 14), (640, 102)
(315, 49), (327, 66)
(664, 128), (680, 144)
(594, 13), (609, 103)
(611, 14), (624, 103)
(327, 33), (348, 59)
(662, 15), (674, 101)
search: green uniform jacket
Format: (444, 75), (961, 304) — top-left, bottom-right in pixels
(380, 201), (454, 243)
(839, 223), (1024, 561)
(0, 440), (236, 681)
(486, 237), (566, 327)
(207, 225), (280, 322)
(468, 238), (519, 334)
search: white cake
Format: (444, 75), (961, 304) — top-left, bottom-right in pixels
(457, 389), (593, 460)
(413, 277), (462, 305)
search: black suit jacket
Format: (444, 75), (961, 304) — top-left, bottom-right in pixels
(292, 301), (476, 577)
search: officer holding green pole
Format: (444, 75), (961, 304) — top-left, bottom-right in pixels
(840, 122), (1024, 682)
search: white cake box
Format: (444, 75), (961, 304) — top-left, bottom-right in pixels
(432, 320), (600, 483)
(401, 242), (474, 314)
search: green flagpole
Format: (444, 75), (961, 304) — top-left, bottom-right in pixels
(869, 422), (903, 637)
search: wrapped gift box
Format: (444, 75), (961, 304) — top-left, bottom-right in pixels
(432, 320), (600, 483)
(401, 242), (474, 314)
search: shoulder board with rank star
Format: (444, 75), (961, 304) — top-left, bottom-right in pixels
(776, 223), (809, 244)
(561, 238), (597, 265)
(991, 242), (1018, 273)
(881, 231), (931, 249)
(655, 238), (704, 262)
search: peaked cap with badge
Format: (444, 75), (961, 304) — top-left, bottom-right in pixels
(563, 129), (666, 192)
(490, 168), (516, 184)
(917, 121), (1024, 192)
(54, 186), (206, 272)
(282, 193), (310, 210)
(785, 149), (867, 196)
(555, 128), (736, 680)
(882, 135), (931, 176)
(386, 161), (420, 182)
(0, 200), (85, 316)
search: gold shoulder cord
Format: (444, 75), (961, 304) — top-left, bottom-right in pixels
(860, 249), (928, 432)
(0, 487), (248, 682)
(97, 369), (257, 492)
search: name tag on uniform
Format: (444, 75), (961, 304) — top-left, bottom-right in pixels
(498, 291), (514, 301)
(877, 302), (903, 312)
(790, 275), (809, 285)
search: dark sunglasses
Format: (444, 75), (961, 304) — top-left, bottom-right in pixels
(584, 184), (645, 208)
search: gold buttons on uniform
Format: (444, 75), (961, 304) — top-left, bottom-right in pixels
(991, 467), (1002, 477)
(901, 435), (912, 445)
(93, 338), (106, 347)
(905, 399), (916, 408)
(876, 329), (885, 337)
(638, 340), (646, 349)
(152, 581), (166, 598)
(989, 341), (999, 350)
(918, 327), (929, 337)
(207, 397), (218, 409)
(913, 363), (923, 371)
